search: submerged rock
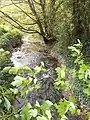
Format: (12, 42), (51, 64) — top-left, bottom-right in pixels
(11, 38), (62, 120)
(13, 51), (62, 106)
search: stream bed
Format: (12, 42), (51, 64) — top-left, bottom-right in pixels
(11, 39), (61, 105)
(10, 38), (82, 120)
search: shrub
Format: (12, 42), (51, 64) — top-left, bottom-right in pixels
(0, 24), (11, 36)
(68, 40), (90, 108)
(0, 49), (13, 69)
(0, 49), (14, 87)
(0, 28), (23, 52)
(0, 64), (78, 120)
(0, 70), (15, 87)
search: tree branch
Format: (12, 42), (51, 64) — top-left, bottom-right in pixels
(55, 1), (64, 13)
(0, 10), (39, 34)
(0, 1), (23, 9)
(33, 0), (41, 6)
(0, 15), (40, 34)
(11, 0), (37, 22)
(28, 0), (45, 35)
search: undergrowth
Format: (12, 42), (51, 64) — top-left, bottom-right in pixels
(0, 40), (90, 119)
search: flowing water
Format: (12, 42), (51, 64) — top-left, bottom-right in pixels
(11, 38), (82, 120)
(11, 39), (61, 103)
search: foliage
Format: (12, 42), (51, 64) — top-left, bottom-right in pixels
(0, 49), (14, 87)
(0, 27), (23, 51)
(0, 0), (72, 45)
(0, 24), (11, 36)
(0, 64), (53, 120)
(54, 98), (79, 120)
(55, 65), (69, 90)
(1, 40), (90, 119)
(55, 0), (72, 52)
(0, 61), (78, 120)
(68, 40), (90, 108)
(0, 48), (13, 69)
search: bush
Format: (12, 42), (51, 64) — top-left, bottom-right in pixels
(0, 49), (15, 87)
(0, 70), (15, 87)
(68, 40), (90, 108)
(0, 49), (13, 69)
(0, 28), (23, 52)
(0, 24), (11, 36)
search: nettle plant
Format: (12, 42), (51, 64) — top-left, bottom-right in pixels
(54, 60), (80, 120)
(68, 39), (90, 96)
(0, 62), (78, 119)
(68, 39), (90, 119)
(54, 65), (70, 91)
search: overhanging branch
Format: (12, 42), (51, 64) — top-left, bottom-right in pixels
(11, 0), (37, 22)
(0, 1), (23, 9)
(0, 10), (40, 34)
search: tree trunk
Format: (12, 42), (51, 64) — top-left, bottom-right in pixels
(73, 0), (90, 40)
(72, 0), (90, 58)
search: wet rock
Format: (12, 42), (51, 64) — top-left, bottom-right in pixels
(11, 51), (43, 68)
(68, 115), (82, 120)
(27, 78), (61, 105)
(11, 39), (62, 120)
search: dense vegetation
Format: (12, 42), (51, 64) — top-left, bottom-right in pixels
(0, 25), (23, 52)
(0, 0), (90, 120)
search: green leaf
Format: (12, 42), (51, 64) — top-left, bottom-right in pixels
(29, 69), (35, 76)
(69, 97), (76, 103)
(4, 97), (11, 110)
(22, 66), (30, 71)
(76, 109), (81, 115)
(55, 100), (69, 117)
(37, 116), (48, 120)
(0, 99), (2, 104)
(5, 51), (10, 55)
(21, 86), (28, 97)
(62, 65), (66, 71)
(78, 74), (84, 80)
(83, 88), (90, 96)
(68, 46), (80, 55)
(61, 70), (65, 79)
(34, 66), (42, 74)
(10, 88), (18, 94)
(88, 70), (90, 78)
(35, 101), (40, 108)
(80, 64), (87, 71)
(3, 67), (11, 72)
(9, 67), (18, 74)
(29, 109), (38, 117)
(11, 76), (24, 87)
(41, 68), (46, 72)
(61, 115), (68, 120)
(87, 112), (90, 120)
(40, 100), (53, 113)
(69, 102), (76, 114)
(55, 80), (65, 86)
(55, 67), (61, 74)
(21, 103), (32, 120)
(46, 110), (52, 120)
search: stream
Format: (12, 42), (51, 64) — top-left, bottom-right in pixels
(10, 38), (82, 120)
(11, 39), (61, 103)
